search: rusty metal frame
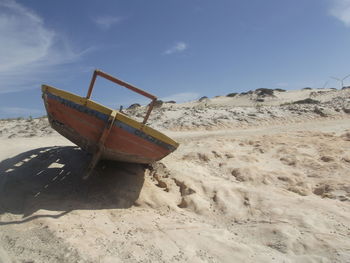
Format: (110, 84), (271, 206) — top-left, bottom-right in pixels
(86, 69), (157, 124)
(83, 110), (117, 180)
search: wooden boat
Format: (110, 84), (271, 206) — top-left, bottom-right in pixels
(42, 70), (179, 178)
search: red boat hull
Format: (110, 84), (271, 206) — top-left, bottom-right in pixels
(42, 85), (178, 164)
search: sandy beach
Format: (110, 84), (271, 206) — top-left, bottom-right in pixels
(0, 88), (350, 262)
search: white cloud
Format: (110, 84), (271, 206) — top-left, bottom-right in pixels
(0, 0), (86, 93)
(161, 92), (200, 102)
(93, 15), (123, 29)
(163, 42), (188, 55)
(329, 0), (350, 26)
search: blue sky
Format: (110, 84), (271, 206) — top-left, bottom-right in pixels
(1, 0), (350, 118)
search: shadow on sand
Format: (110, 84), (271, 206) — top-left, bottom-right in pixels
(0, 146), (147, 224)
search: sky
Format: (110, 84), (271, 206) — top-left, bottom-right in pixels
(1, 0), (350, 118)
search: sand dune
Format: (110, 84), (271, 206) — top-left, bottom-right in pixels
(0, 88), (350, 262)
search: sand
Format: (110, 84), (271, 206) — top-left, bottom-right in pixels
(0, 88), (350, 262)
